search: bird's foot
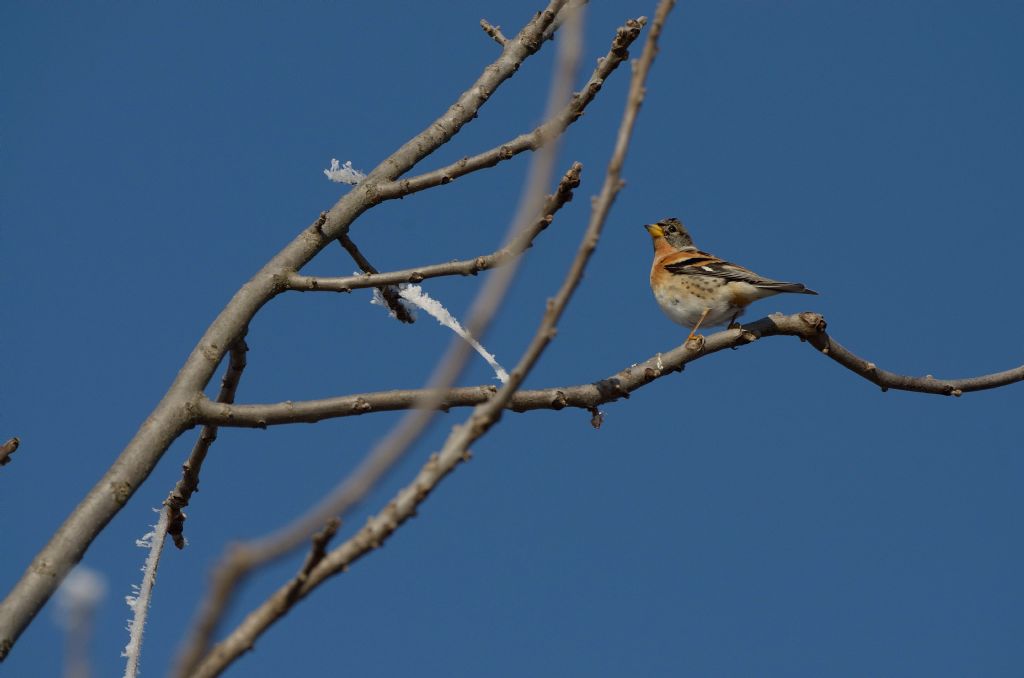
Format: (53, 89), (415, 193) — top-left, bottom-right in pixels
(684, 307), (712, 351)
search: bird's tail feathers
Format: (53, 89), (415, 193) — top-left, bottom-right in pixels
(758, 281), (818, 295)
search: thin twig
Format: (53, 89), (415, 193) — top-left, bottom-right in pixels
(165, 338), (249, 549)
(366, 0), (569, 185)
(287, 163), (582, 293)
(336, 235), (415, 323)
(285, 518), (341, 603)
(0, 438), (19, 467)
(480, 19), (508, 46)
(375, 16), (643, 201)
(179, 8), (588, 672)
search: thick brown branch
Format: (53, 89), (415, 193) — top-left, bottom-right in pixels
(0, 438), (20, 467)
(375, 17), (643, 201)
(336, 235), (415, 323)
(165, 339), (249, 549)
(287, 162), (583, 293)
(196, 312), (1024, 429)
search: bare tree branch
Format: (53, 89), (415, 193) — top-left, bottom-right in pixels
(375, 17), (642, 201)
(177, 9), (592, 671)
(165, 338), (249, 549)
(368, 1), (569, 185)
(787, 314), (1024, 395)
(0, 1), (574, 659)
(336, 235), (415, 323)
(0, 438), (19, 467)
(197, 311), (1024, 430)
(187, 7), (665, 675)
(176, 161), (583, 677)
(287, 163), (582, 293)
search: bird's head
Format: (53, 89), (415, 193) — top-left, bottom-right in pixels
(644, 217), (695, 251)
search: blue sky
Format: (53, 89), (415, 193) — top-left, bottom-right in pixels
(2, 1), (1022, 676)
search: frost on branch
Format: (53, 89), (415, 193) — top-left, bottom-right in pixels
(370, 283), (509, 383)
(122, 509), (170, 678)
(370, 286), (418, 322)
(323, 159), (366, 185)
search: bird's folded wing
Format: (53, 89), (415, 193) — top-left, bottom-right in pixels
(663, 257), (815, 294)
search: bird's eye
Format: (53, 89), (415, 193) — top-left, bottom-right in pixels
(666, 224), (676, 233)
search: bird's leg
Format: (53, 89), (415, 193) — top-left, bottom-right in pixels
(685, 307), (711, 346)
(727, 311), (742, 329)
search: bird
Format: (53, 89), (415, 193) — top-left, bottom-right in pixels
(645, 217), (817, 343)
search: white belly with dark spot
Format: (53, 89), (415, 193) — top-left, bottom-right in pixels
(652, 279), (775, 329)
(653, 287), (735, 328)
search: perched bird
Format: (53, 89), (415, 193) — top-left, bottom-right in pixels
(645, 217), (817, 342)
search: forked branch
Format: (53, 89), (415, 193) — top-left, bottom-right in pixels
(287, 163), (583, 293)
(376, 17), (644, 200)
(165, 338), (250, 549)
(336, 235), (415, 323)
